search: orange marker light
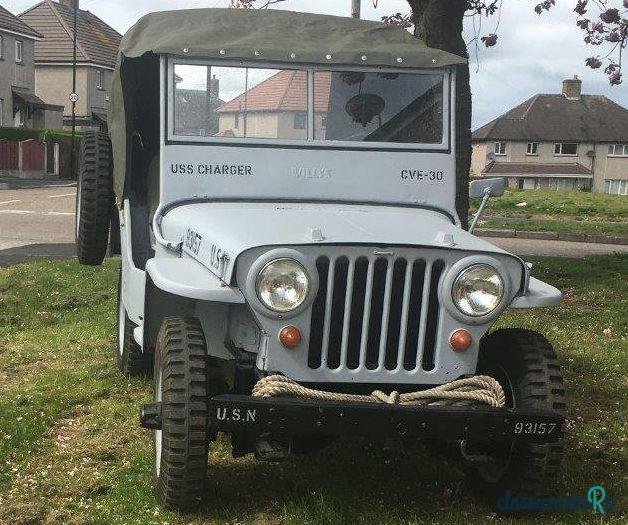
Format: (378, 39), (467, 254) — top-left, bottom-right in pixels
(279, 325), (302, 349)
(450, 329), (473, 352)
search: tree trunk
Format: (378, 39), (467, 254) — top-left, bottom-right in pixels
(409, 0), (470, 228)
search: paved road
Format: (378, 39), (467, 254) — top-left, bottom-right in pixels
(488, 236), (627, 258)
(0, 185), (76, 267)
(0, 185), (626, 267)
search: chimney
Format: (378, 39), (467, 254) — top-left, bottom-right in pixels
(562, 75), (582, 100)
(58, 0), (79, 9)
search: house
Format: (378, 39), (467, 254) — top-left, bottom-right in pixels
(19, 0), (121, 130)
(0, 4), (63, 129)
(174, 76), (224, 137)
(216, 70), (330, 139)
(472, 76), (628, 195)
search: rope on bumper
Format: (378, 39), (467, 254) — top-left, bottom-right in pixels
(252, 374), (506, 408)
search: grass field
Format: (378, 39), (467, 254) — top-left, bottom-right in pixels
(470, 190), (628, 237)
(0, 256), (626, 525)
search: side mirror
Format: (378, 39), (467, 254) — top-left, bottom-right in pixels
(469, 178), (506, 199)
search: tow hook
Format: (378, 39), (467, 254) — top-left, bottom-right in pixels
(140, 402), (162, 430)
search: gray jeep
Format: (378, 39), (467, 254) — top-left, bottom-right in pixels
(75, 8), (565, 512)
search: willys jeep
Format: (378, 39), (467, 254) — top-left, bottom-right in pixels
(75, 8), (566, 512)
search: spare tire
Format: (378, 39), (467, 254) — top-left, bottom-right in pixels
(75, 131), (113, 265)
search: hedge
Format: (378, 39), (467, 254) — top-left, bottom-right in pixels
(0, 127), (84, 143)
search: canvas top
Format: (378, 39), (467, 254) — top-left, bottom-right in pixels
(118, 8), (466, 69)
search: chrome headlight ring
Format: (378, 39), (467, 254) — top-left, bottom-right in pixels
(440, 256), (513, 325)
(245, 248), (319, 319)
(256, 258), (310, 313)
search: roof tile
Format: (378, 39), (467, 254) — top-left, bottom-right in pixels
(218, 70), (331, 113)
(473, 93), (628, 143)
(483, 162), (592, 177)
(0, 4), (42, 39)
(19, 0), (120, 68)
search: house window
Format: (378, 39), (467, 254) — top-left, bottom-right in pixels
(15, 40), (23, 63)
(96, 70), (103, 89)
(294, 112), (307, 130)
(604, 179), (628, 195)
(608, 144), (628, 157)
(554, 142), (578, 155)
(494, 141), (507, 155)
(0, 99), (3, 127)
(526, 142), (539, 155)
(0, 35), (4, 59)
(320, 115), (327, 129)
(233, 113), (239, 129)
(550, 178), (577, 191)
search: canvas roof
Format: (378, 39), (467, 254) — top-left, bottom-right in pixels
(0, 4), (42, 39)
(473, 94), (628, 143)
(117, 8), (466, 69)
(19, 0), (121, 68)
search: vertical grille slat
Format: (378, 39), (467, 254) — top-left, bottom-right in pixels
(403, 259), (427, 371)
(396, 261), (414, 371)
(358, 259), (375, 370)
(307, 256), (329, 369)
(415, 261), (433, 371)
(327, 257), (349, 369)
(319, 255), (337, 368)
(308, 249), (446, 377)
(384, 258), (408, 371)
(339, 258), (355, 369)
(421, 260), (445, 371)
(347, 257), (369, 370)
(377, 260), (395, 370)
(365, 258), (388, 370)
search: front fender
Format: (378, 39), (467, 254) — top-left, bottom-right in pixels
(510, 277), (563, 309)
(145, 257), (245, 303)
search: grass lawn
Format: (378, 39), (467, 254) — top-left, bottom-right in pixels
(470, 190), (628, 237)
(0, 256), (626, 524)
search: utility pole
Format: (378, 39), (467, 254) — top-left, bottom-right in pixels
(70, 0), (78, 178)
(351, 0), (361, 19)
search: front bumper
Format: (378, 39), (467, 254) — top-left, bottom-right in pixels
(142, 395), (563, 444)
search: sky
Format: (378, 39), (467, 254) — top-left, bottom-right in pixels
(4, 0), (627, 129)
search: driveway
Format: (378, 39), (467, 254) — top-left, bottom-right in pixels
(0, 185), (626, 267)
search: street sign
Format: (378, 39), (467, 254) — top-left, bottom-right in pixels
(69, 93), (79, 103)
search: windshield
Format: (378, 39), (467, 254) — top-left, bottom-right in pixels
(171, 63), (446, 146)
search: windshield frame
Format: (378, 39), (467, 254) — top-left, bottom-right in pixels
(166, 57), (452, 151)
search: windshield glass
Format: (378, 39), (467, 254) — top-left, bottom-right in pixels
(314, 71), (443, 144)
(171, 63), (445, 146)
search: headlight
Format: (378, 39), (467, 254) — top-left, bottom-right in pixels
(452, 264), (505, 317)
(256, 258), (309, 312)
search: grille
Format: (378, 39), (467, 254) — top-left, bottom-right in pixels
(308, 253), (445, 373)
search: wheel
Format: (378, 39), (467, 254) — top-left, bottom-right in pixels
(464, 329), (566, 504)
(153, 317), (210, 512)
(75, 131), (113, 265)
(117, 272), (151, 375)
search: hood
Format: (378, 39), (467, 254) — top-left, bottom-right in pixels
(160, 202), (512, 282)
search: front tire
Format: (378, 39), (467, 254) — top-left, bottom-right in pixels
(153, 317), (210, 512)
(465, 329), (566, 504)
